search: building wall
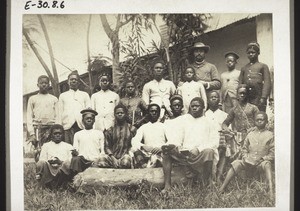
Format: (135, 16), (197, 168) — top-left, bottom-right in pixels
(195, 19), (257, 75)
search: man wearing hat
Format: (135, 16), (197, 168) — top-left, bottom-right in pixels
(239, 42), (271, 111)
(58, 71), (91, 145)
(68, 108), (107, 174)
(189, 42), (221, 92)
(220, 51), (241, 113)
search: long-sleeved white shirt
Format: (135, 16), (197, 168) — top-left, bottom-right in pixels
(131, 121), (167, 151)
(58, 89), (91, 130)
(180, 114), (216, 152)
(91, 89), (119, 131)
(164, 116), (184, 146)
(177, 81), (207, 114)
(73, 129), (105, 161)
(26, 93), (58, 135)
(142, 79), (176, 110)
(39, 141), (73, 162)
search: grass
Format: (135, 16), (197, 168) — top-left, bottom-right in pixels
(24, 162), (275, 210)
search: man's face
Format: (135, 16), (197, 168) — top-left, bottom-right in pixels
(52, 128), (63, 143)
(247, 49), (259, 62)
(193, 49), (206, 62)
(68, 75), (79, 90)
(237, 88), (247, 102)
(171, 99), (183, 116)
(125, 82), (135, 96)
(189, 100), (204, 118)
(115, 108), (126, 122)
(255, 113), (267, 129)
(226, 56), (237, 69)
(149, 105), (160, 122)
(82, 113), (95, 129)
(153, 63), (164, 80)
(99, 76), (110, 91)
(208, 92), (220, 107)
(37, 78), (50, 94)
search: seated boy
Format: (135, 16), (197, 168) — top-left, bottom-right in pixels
(131, 104), (167, 168)
(69, 108), (107, 174)
(219, 112), (274, 198)
(101, 104), (136, 168)
(36, 124), (73, 188)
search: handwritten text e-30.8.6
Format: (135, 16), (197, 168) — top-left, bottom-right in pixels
(25, 1), (65, 10)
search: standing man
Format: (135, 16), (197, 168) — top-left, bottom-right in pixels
(239, 42), (271, 111)
(27, 75), (58, 148)
(189, 42), (221, 93)
(220, 52), (241, 113)
(58, 72), (91, 144)
(142, 60), (176, 119)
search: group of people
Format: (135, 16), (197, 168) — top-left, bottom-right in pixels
(27, 41), (274, 198)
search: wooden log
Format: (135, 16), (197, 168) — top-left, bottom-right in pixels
(73, 167), (186, 193)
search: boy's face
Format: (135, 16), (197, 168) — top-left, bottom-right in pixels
(82, 113), (95, 129)
(247, 49), (259, 62)
(189, 100), (204, 118)
(52, 128), (63, 144)
(225, 56), (237, 69)
(115, 108), (126, 122)
(171, 99), (183, 116)
(99, 76), (110, 91)
(149, 105), (160, 122)
(37, 78), (50, 93)
(255, 113), (268, 129)
(125, 82), (135, 96)
(208, 92), (220, 107)
(184, 68), (194, 81)
(193, 49), (206, 62)
(237, 87), (247, 102)
(153, 63), (164, 80)
(68, 75), (79, 90)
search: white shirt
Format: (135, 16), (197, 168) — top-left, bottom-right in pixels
(58, 89), (91, 130)
(39, 141), (73, 162)
(164, 116), (184, 146)
(177, 81), (207, 114)
(180, 114), (216, 152)
(27, 93), (58, 135)
(131, 121), (167, 151)
(91, 90), (120, 131)
(205, 109), (228, 147)
(142, 79), (176, 110)
(73, 129), (105, 161)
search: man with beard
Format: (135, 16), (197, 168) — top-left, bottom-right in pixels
(58, 72), (91, 144)
(161, 97), (215, 193)
(189, 42), (221, 93)
(35, 124), (73, 188)
(131, 104), (167, 168)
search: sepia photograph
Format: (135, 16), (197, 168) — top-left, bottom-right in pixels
(8, 0), (292, 210)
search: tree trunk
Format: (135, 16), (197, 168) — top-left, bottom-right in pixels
(100, 14), (124, 90)
(73, 167), (186, 194)
(23, 28), (57, 91)
(37, 15), (60, 97)
(86, 14), (93, 94)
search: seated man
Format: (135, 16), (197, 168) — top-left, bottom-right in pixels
(101, 104), (136, 168)
(219, 112), (274, 198)
(36, 124), (73, 188)
(162, 97), (215, 192)
(69, 108), (106, 174)
(131, 103), (167, 168)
